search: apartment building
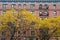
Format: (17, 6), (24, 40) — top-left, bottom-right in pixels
(0, 0), (60, 40)
(0, 0), (60, 19)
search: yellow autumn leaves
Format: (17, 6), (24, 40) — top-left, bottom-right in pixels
(0, 8), (60, 34)
(20, 10), (37, 24)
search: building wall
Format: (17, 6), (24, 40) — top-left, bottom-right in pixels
(0, 4), (60, 19)
(0, 3), (60, 40)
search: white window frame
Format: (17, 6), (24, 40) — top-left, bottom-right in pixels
(23, 4), (26, 9)
(3, 4), (7, 10)
(54, 11), (57, 17)
(18, 4), (21, 9)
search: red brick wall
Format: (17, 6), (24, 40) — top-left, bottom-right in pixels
(0, 4), (60, 18)
(49, 11), (54, 18)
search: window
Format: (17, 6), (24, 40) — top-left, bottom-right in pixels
(44, 4), (49, 10)
(44, 11), (49, 16)
(18, 31), (20, 35)
(23, 37), (26, 40)
(44, 11), (47, 15)
(1, 38), (6, 40)
(30, 38), (33, 40)
(2, 10), (6, 15)
(3, 4), (7, 10)
(23, 4), (26, 9)
(30, 4), (35, 9)
(30, 4), (35, 14)
(54, 4), (56, 6)
(18, 38), (21, 40)
(18, 4), (21, 9)
(30, 9), (35, 14)
(39, 11), (42, 16)
(31, 31), (35, 36)
(54, 11), (57, 17)
(12, 4), (16, 8)
(2, 32), (6, 40)
(36, 38), (38, 40)
(53, 4), (56, 10)
(23, 31), (26, 36)
(30, 11), (35, 14)
(39, 4), (42, 10)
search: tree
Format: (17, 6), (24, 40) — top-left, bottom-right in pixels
(0, 9), (40, 40)
(39, 18), (59, 40)
(1, 8), (18, 40)
(0, 8), (60, 40)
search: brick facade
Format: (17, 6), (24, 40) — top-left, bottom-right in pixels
(0, 3), (60, 40)
(0, 4), (60, 18)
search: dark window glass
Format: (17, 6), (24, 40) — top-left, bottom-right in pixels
(23, 31), (26, 35)
(30, 38), (33, 40)
(24, 37), (26, 40)
(44, 4), (49, 10)
(23, 4), (26, 9)
(30, 4), (35, 13)
(36, 38), (38, 40)
(54, 11), (57, 17)
(3, 4), (7, 10)
(18, 38), (21, 40)
(44, 11), (49, 16)
(2, 32), (6, 40)
(53, 4), (56, 6)
(39, 4), (42, 10)
(31, 31), (35, 35)
(18, 4), (21, 8)
(1, 38), (5, 40)
(53, 4), (56, 11)
(3, 10), (6, 15)
(12, 4), (16, 8)
(39, 11), (42, 16)
(18, 31), (20, 35)
(30, 4), (35, 9)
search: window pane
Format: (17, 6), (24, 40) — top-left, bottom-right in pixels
(53, 4), (56, 10)
(12, 4), (16, 8)
(24, 37), (26, 40)
(39, 11), (42, 16)
(23, 31), (26, 35)
(3, 4), (7, 10)
(30, 38), (33, 40)
(54, 11), (57, 17)
(30, 4), (35, 9)
(2, 10), (6, 15)
(18, 4), (21, 8)
(44, 11), (49, 16)
(44, 4), (49, 10)
(36, 38), (38, 40)
(18, 38), (21, 40)
(31, 31), (35, 35)
(18, 31), (20, 34)
(39, 4), (42, 10)
(30, 4), (35, 13)
(1, 38), (6, 40)
(23, 4), (26, 9)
